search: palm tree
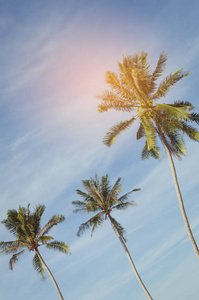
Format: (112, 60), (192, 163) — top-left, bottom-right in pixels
(0, 204), (70, 300)
(73, 174), (153, 300)
(97, 51), (199, 258)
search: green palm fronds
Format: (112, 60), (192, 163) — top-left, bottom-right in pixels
(150, 52), (167, 93)
(73, 174), (139, 240)
(33, 253), (46, 279)
(103, 117), (137, 147)
(46, 241), (70, 254)
(152, 69), (189, 100)
(98, 50), (199, 160)
(1, 204), (69, 279)
(109, 216), (127, 243)
(97, 91), (135, 112)
(38, 215), (65, 237)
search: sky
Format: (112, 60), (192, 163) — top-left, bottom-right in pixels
(0, 0), (199, 299)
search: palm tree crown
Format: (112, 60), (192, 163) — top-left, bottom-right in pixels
(98, 51), (199, 159)
(73, 174), (153, 299)
(73, 174), (139, 240)
(0, 204), (70, 278)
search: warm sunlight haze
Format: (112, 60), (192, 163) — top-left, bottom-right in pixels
(0, 1), (199, 300)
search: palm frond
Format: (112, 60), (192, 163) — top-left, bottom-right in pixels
(120, 52), (151, 99)
(189, 112), (199, 124)
(37, 235), (54, 244)
(72, 201), (87, 213)
(103, 117), (136, 147)
(109, 217), (127, 243)
(118, 62), (148, 104)
(107, 177), (123, 207)
(0, 241), (28, 254)
(117, 188), (141, 203)
(38, 215), (65, 237)
(166, 131), (186, 159)
(136, 123), (145, 140)
(31, 205), (46, 237)
(75, 189), (94, 203)
(155, 103), (190, 121)
(112, 201), (137, 211)
(97, 91), (135, 113)
(101, 174), (111, 201)
(182, 123), (199, 141)
(150, 52), (167, 93)
(77, 212), (104, 237)
(9, 250), (25, 270)
(141, 143), (161, 160)
(80, 180), (104, 208)
(32, 253), (45, 279)
(105, 71), (137, 101)
(172, 101), (194, 110)
(140, 117), (157, 150)
(46, 241), (70, 254)
(1, 209), (21, 238)
(152, 69), (189, 100)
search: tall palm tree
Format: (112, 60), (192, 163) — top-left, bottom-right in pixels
(97, 51), (199, 258)
(73, 174), (153, 300)
(0, 204), (70, 300)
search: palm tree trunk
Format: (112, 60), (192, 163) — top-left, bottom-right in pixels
(36, 250), (64, 300)
(108, 215), (153, 300)
(163, 143), (199, 258)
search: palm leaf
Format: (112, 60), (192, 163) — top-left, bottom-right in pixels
(166, 131), (186, 159)
(140, 117), (157, 150)
(37, 235), (54, 244)
(97, 91), (135, 113)
(72, 201), (87, 213)
(150, 52), (167, 93)
(136, 123), (145, 140)
(9, 250), (25, 270)
(172, 100), (194, 110)
(32, 253), (45, 279)
(112, 201), (137, 211)
(0, 241), (28, 254)
(105, 70), (137, 101)
(107, 177), (123, 207)
(155, 103), (191, 122)
(81, 180), (104, 208)
(100, 174), (111, 201)
(141, 143), (161, 160)
(46, 241), (70, 254)
(182, 123), (199, 141)
(117, 188), (141, 203)
(38, 215), (65, 237)
(118, 62), (148, 104)
(31, 205), (46, 236)
(109, 217), (127, 243)
(77, 212), (104, 237)
(1, 210), (21, 238)
(189, 112), (199, 124)
(152, 69), (189, 100)
(103, 117), (136, 147)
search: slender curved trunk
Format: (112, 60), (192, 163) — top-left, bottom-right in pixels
(108, 215), (153, 300)
(163, 143), (199, 258)
(36, 250), (64, 300)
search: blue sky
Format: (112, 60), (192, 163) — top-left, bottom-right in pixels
(0, 0), (199, 299)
